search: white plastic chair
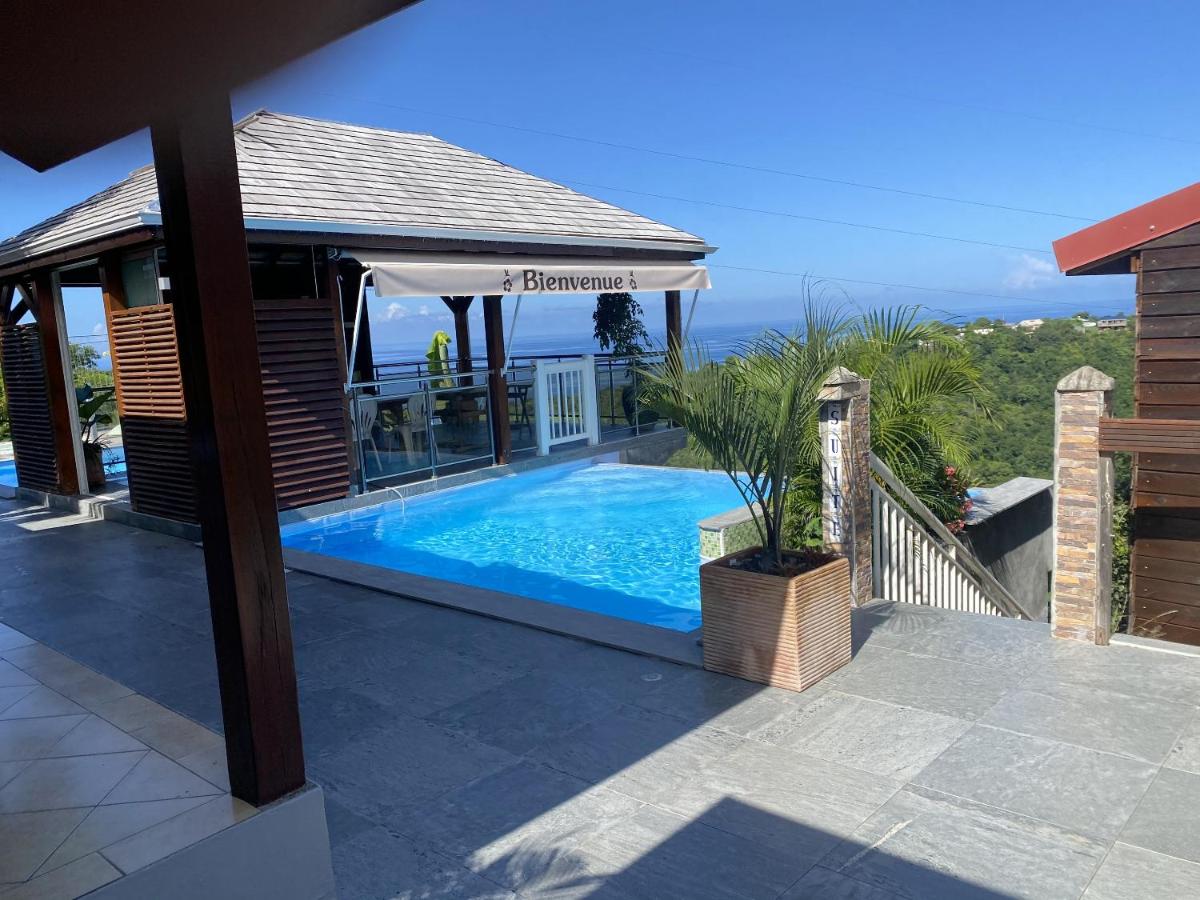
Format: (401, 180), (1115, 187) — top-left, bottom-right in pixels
(356, 398), (382, 471)
(397, 392), (430, 455)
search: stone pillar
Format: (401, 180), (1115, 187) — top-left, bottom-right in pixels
(1052, 366), (1115, 644)
(819, 367), (872, 605)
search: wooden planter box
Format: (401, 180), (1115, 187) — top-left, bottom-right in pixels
(700, 547), (852, 692)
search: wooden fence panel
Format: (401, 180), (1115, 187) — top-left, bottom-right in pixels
(254, 297), (350, 511)
(0, 323), (59, 492)
(108, 304), (198, 523)
(1132, 240), (1200, 644)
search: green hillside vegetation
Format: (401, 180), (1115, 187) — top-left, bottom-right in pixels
(960, 316), (1134, 487)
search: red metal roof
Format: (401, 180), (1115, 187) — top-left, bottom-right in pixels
(1053, 181), (1200, 275)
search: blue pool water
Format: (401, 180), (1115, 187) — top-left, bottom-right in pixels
(282, 462), (746, 631)
(0, 446), (126, 487)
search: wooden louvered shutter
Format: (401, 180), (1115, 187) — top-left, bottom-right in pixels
(1, 323), (60, 492)
(108, 304), (198, 522)
(254, 297), (351, 510)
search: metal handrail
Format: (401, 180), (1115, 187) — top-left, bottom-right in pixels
(869, 452), (1039, 620)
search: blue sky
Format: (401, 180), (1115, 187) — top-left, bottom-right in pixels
(3, 0), (1196, 356)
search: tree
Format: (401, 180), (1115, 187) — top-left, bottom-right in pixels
(593, 292), (649, 357)
(70, 343), (102, 371)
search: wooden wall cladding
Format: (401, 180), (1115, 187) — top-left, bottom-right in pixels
(0, 323), (59, 492)
(1131, 226), (1200, 644)
(254, 297), (350, 510)
(108, 304), (199, 523)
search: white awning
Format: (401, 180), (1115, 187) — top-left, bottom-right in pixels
(345, 250), (711, 297)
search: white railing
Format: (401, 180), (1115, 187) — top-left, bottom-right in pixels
(533, 356), (600, 455)
(870, 454), (1038, 620)
(871, 482), (1000, 615)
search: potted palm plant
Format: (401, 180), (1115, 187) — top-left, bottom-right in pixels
(644, 308), (851, 692)
(76, 384), (116, 490)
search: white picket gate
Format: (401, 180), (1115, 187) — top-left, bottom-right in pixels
(869, 454), (1036, 620)
(533, 356), (601, 455)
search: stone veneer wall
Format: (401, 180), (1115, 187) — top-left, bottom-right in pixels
(1052, 366), (1115, 644)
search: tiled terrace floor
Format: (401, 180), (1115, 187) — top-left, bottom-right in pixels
(0, 626), (247, 898)
(1, 499), (1200, 898)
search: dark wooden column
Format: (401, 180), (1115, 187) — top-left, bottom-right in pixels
(665, 290), (683, 358)
(441, 296), (474, 375)
(150, 92), (305, 807)
(482, 295), (511, 464)
(30, 270), (81, 495)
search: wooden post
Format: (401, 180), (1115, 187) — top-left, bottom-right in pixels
(441, 296), (474, 376)
(482, 295), (511, 464)
(150, 92), (305, 806)
(665, 290), (682, 360)
(30, 270), (82, 495)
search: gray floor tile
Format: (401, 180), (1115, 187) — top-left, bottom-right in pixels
(829, 646), (1015, 720)
(912, 724), (1158, 841)
(429, 673), (621, 756)
(820, 786), (1108, 900)
(1022, 640), (1200, 707)
(331, 825), (515, 900)
(1165, 710), (1200, 775)
(781, 865), (903, 899)
(412, 760), (642, 889)
(981, 682), (1194, 763)
(537, 642), (691, 706)
(753, 691), (972, 780)
(354, 645), (523, 719)
(632, 666), (821, 736)
(531, 703), (742, 802)
(522, 804), (810, 900)
(865, 612), (1053, 674)
(1082, 842), (1200, 899)
(656, 739), (902, 860)
(1119, 768), (1200, 864)
(310, 714), (519, 823)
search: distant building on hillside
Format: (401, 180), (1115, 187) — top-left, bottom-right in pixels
(971, 327), (994, 335)
(1017, 318), (1045, 330)
(1097, 317), (1128, 330)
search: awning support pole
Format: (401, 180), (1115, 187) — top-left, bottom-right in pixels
(347, 270), (369, 385)
(503, 294), (523, 374)
(682, 289), (700, 343)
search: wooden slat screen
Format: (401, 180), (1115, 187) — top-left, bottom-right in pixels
(0, 323), (59, 492)
(1099, 418), (1200, 455)
(254, 297), (350, 510)
(108, 304), (198, 523)
(1130, 229), (1200, 644)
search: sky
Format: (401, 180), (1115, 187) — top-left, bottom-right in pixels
(3, 0), (1197, 359)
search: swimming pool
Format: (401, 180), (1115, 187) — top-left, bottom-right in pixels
(282, 461), (746, 631)
(0, 446), (126, 487)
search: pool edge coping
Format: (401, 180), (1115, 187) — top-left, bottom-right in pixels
(283, 547), (704, 668)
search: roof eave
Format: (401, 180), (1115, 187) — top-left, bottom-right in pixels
(0, 224), (158, 281)
(1054, 180), (1200, 276)
(138, 211), (716, 257)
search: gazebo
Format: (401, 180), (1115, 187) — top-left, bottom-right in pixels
(0, 111), (712, 515)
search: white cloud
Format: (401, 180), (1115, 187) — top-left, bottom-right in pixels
(91, 321), (105, 335)
(418, 304), (431, 317)
(382, 303), (410, 321)
(1004, 254), (1059, 290)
